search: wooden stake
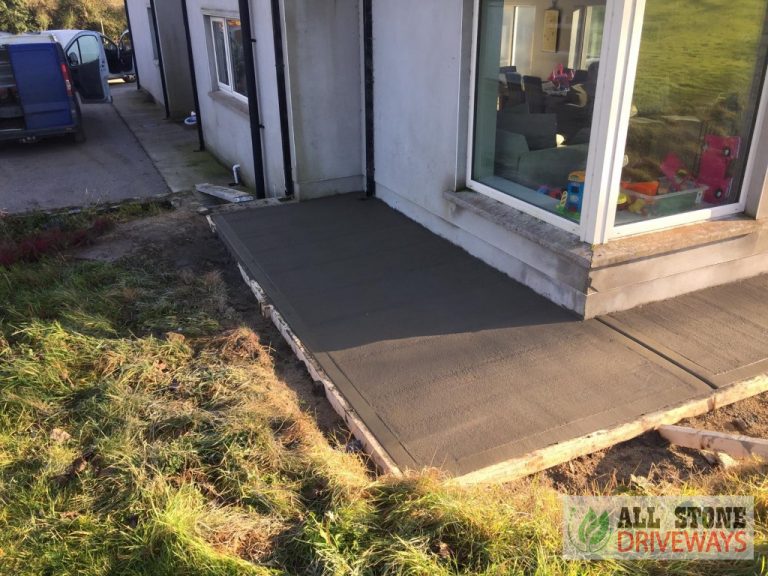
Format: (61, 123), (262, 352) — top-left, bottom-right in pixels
(659, 425), (768, 461)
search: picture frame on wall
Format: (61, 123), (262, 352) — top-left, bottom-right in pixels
(542, 8), (560, 53)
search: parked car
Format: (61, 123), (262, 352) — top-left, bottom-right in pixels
(0, 34), (86, 143)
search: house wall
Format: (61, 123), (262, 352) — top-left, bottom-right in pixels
(372, 0), (590, 312)
(282, 0), (365, 199)
(185, 0), (286, 195)
(126, 0), (164, 106)
(153, 0), (194, 119)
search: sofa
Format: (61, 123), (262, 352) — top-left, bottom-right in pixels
(494, 129), (589, 188)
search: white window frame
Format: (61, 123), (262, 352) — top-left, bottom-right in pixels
(467, 0), (768, 245)
(569, 5), (606, 71)
(209, 16), (248, 103)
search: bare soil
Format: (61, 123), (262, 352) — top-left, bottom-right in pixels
(73, 197), (768, 492)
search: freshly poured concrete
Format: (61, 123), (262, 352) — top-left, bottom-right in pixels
(605, 275), (768, 388)
(214, 195), (720, 475)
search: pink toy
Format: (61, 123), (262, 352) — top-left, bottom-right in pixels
(660, 154), (691, 191)
(548, 64), (575, 91)
(697, 135), (742, 204)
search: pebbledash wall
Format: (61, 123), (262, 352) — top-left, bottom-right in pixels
(128, 0), (768, 318)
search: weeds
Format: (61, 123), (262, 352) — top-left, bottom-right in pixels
(0, 245), (765, 575)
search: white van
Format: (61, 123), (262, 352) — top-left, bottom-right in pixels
(44, 30), (135, 103)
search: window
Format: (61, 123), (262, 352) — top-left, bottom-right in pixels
(614, 0), (768, 229)
(569, 6), (605, 71)
(499, 4), (535, 75)
(471, 0), (604, 229)
(210, 17), (247, 99)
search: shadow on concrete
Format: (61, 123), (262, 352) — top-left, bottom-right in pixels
(213, 194), (713, 475)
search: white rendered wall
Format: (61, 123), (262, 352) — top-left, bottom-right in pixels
(185, 0), (286, 195)
(372, 0), (589, 312)
(282, 0), (365, 199)
(154, 0), (195, 118)
(126, 0), (164, 106)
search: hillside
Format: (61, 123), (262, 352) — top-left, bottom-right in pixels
(0, 0), (127, 39)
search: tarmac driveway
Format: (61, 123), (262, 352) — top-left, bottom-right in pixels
(0, 87), (169, 214)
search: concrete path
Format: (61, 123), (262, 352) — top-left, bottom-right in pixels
(213, 194), (768, 477)
(0, 87), (169, 214)
(110, 84), (232, 194)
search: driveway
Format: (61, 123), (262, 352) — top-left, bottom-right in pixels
(0, 86), (169, 214)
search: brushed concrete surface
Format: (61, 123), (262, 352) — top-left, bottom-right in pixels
(0, 89), (169, 214)
(606, 274), (768, 387)
(213, 194), (715, 475)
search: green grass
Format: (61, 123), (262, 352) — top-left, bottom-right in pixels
(0, 243), (767, 574)
(634, 0), (767, 116)
(623, 0), (767, 183)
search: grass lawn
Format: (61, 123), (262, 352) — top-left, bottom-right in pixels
(1, 210), (767, 575)
(623, 0), (767, 184)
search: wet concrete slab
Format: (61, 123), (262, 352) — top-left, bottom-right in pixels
(604, 274), (768, 388)
(213, 194), (715, 475)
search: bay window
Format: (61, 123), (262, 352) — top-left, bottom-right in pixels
(468, 0), (768, 243)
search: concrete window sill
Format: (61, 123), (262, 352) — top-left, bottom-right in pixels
(208, 90), (249, 117)
(444, 189), (592, 267)
(593, 216), (766, 268)
(445, 189), (766, 269)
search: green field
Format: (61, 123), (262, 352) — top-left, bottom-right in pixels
(633, 0), (767, 116)
(623, 0), (767, 185)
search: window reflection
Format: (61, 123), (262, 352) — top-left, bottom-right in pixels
(473, 1), (606, 224)
(616, 0), (768, 225)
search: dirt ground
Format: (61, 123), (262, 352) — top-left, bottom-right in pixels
(72, 196), (768, 493)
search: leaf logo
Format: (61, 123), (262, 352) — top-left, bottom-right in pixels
(569, 508), (612, 554)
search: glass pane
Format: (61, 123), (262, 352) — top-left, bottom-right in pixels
(616, 0), (768, 226)
(77, 35), (101, 65)
(473, 1), (604, 225)
(227, 19), (248, 97)
(212, 20), (229, 87)
(511, 6), (535, 75)
(581, 6), (604, 69)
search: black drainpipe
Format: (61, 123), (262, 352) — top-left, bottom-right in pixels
(123, 0), (141, 90)
(270, 0), (295, 198)
(180, 0), (205, 151)
(362, 0), (375, 197)
(148, 0), (171, 118)
(238, 0), (267, 199)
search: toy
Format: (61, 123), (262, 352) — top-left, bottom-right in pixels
(548, 64), (575, 91)
(621, 181), (660, 196)
(697, 135), (741, 204)
(537, 185), (563, 200)
(566, 182), (584, 213)
(660, 154), (692, 191)
(568, 170), (586, 183)
(617, 191), (630, 210)
(628, 198), (646, 215)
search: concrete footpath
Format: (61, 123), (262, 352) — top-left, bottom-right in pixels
(212, 194), (768, 481)
(110, 83), (232, 194)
